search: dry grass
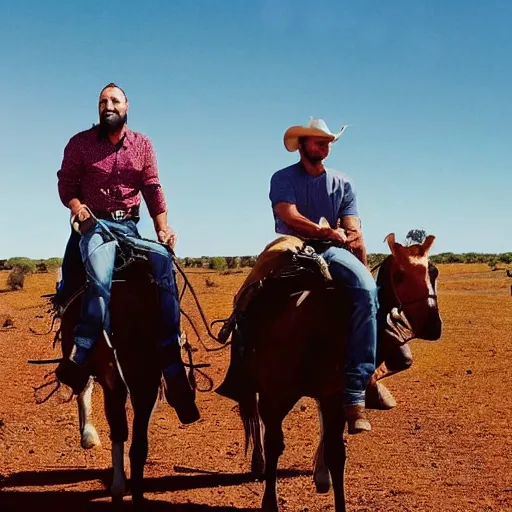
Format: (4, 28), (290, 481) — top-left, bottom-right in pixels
(0, 264), (511, 511)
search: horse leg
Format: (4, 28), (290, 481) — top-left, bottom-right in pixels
(367, 344), (413, 409)
(129, 383), (159, 509)
(318, 396), (346, 512)
(250, 417), (265, 480)
(102, 380), (129, 503)
(77, 377), (101, 449)
(313, 399), (330, 494)
(259, 396), (294, 512)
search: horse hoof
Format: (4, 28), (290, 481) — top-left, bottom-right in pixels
(314, 479), (331, 494)
(132, 495), (147, 511)
(111, 478), (128, 502)
(261, 494), (279, 512)
(111, 495), (124, 510)
(81, 424), (101, 449)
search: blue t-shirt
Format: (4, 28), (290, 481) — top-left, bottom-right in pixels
(269, 162), (359, 236)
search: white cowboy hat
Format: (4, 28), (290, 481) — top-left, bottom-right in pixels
(283, 117), (348, 152)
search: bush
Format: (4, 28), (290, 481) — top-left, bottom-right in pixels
(180, 257), (193, 268)
(205, 277), (218, 288)
(45, 257), (63, 271)
(221, 268), (244, 275)
(6, 257), (36, 274)
(239, 256), (257, 268)
(209, 257), (227, 271)
(488, 259), (498, 271)
(7, 268), (27, 290)
(367, 253), (388, 268)
(498, 253), (512, 265)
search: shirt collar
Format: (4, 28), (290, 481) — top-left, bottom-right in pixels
(96, 124), (134, 147)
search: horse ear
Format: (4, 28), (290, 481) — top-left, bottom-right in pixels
(422, 235), (436, 255)
(319, 217), (330, 228)
(384, 233), (399, 255)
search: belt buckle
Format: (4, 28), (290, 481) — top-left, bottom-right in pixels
(112, 210), (126, 221)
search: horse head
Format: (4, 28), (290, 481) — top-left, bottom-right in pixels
(378, 233), (442, 343)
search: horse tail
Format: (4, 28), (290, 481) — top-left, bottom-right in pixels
(238, 390), (260, 456)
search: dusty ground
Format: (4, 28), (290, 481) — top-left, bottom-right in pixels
(0, 263), (511, 511)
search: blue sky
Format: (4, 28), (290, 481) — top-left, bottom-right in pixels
(1, 0), (510, 258)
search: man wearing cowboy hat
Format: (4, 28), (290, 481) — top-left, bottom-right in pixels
(271, 118), (377, 433)
(218, 118), (377, 434)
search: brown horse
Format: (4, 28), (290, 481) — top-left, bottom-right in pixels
(58, 259), (167, 508)
(232, 233), (442, 512)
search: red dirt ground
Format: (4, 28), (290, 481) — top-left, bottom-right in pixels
(0, 264), (511, 511)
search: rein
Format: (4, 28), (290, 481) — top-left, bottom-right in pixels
(28, 212), (228, 394)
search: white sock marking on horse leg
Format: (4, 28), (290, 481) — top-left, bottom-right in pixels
(111, 440), (127, 499)
(313, 400), (330, 492)
(77, 378), (100, 449)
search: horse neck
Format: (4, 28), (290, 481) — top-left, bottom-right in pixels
(375, 256), (395, 322)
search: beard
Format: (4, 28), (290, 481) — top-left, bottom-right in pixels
(99, 111), (127, 134)
(301, 145), (325, 164)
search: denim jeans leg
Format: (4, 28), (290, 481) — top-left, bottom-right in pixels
(58, 229), (84, 303)
(71, 226), (116, 364)
(125, 236), (182, 377)
(321, 247), (378, 406)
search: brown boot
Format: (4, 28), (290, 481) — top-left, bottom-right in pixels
(365, 382), (397, 410)
(344, 404), (372, 435)
(55, 358), (90, 396)
(215, 329), (247, 402)
(163, 364), (200, 425)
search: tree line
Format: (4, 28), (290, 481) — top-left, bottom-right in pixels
(1, 251), (511, 291)
(1, 252), (511, 275)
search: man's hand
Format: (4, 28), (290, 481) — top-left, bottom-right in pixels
(345, 228), (363, 249)
(344, 227), (368, 266)
(327, 227), (348, 245)
(68, 199), (91, 221)
(157, 226), (177, 249)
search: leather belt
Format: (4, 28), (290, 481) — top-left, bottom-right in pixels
(93, 206), (140, 221)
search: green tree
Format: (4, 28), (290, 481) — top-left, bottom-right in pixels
(405, 229), (427, 245)
(6, 257), (36, 274)
(209, 257), (227, 271)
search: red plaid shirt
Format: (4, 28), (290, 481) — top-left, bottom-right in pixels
(57, 125), (167, 218)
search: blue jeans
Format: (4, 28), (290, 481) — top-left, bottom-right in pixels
(71, 219), (181, 375)
(321, 247), (378, 406)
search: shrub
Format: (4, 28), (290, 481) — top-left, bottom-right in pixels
(367, 253), (387, 268)
(221, 268), (244, 275)
(6, 257), (36, 274)
(205, 277), (218, 288)
(209, 257), (227, 271)
(7, 268), (27, 290)
(46, 257), (63, 271)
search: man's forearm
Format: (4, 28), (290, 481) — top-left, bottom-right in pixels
(153, 211), (168, 233)
(284, 215), (331, 239)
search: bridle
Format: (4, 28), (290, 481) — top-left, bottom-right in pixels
(372, 257), (439, 344)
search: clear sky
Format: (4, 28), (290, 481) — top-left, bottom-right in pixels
(1, 0), (510, 259)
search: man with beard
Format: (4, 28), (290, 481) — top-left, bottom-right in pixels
(54, 83), (199, 424)
(217, 118), (377, 434)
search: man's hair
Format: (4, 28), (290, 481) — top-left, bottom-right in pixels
(99, 82), (128, 101)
